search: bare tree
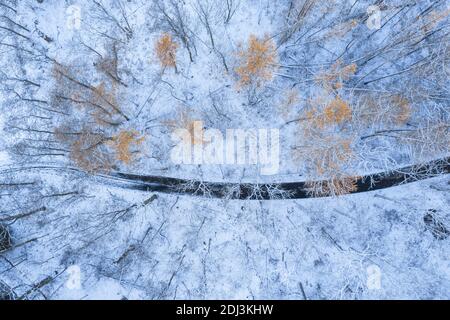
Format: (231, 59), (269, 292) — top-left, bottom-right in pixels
(193, 0), (229, 71)
(223, 0), (240, 24)
(154, 0), (197, 63)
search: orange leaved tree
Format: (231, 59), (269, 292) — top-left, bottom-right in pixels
(235, 35), (278, 87)
(155, 33), (179, 71)
(109, 130), (145, 165)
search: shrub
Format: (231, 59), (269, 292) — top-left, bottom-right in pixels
(155, 33), (178, 69)
(109, 130), (145, 164)
(235, 35), (278, 87)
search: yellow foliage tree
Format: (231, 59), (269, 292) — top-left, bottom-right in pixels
(110, 130), (145, 164)
(305, 95), (352, 128)
(155, 33), (178, 69)
(55, 127), (114, 173)
(323, 96), (352, 125)
(356, 94), (411, 126)
(51, 62), (126, 126)
(308, 137), (354, 176)
(298, 136), (357, 196)
(235, 35), (278, 87)
(295, 92), (355, 196)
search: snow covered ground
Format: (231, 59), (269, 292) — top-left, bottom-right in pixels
(1, 170), (449, 300)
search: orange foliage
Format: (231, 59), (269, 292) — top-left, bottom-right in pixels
(155, 33), (178, 69)
(110, 130), (145, 164)
(294, 92), (355, 196)
(297, 136), (356, 196)
(56, 128), (113, 173)
(51, 62), (124, 126)
(356, 94), (412, 126)
(51, 58), (145, 172)
(305, 176), (358, 197)
(323, 96), (352, 124)
(235, 35), (278, 87)
(311, 138), (353, 175)
(306, 95), (352, 128)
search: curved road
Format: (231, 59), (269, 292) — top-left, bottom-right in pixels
(1, 158), (448, 200)
(111, 157), (450, 200)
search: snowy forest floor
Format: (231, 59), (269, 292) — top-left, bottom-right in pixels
(1, 169), (449, 299)
(0, 0), (449, 300)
